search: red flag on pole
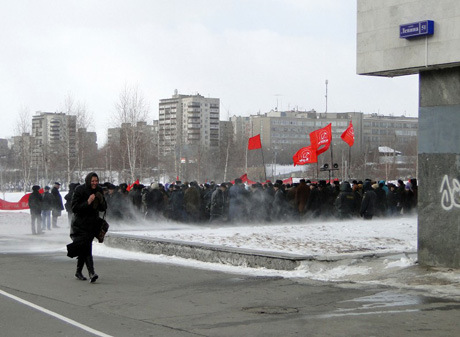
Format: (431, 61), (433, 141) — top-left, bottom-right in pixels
(309, 123), (332, 156)
(248, 134), (262, 150)
(293, 145), (318, 166)
(127, 179), (139, 192)
(341, 121), (355, 147)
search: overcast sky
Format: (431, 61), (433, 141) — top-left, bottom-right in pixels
(0, 0), (418, 145)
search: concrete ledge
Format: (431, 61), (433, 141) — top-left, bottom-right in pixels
(104, 233), (413, 271)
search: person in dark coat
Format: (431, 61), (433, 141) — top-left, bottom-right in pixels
(28, 185), (43, 235)
(41, 186), (53, 230)
(51, 182), (64, 228)
(70, 172), (107, 282)
(228, 178), (249, 222)
(64, 183), (79, 227)
(295, 179), (310, 216)
(272, 182), (288, 221)
(169, 184), (186, 222)
(360, 181), (377, 220)
(334, 181), (356, 219)
(184, 181), (201, 223)
(209, 183), (227, 223)
(142, 182), (164, 219)
(374, 182), (388, 217)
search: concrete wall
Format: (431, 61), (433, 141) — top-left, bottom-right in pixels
(357, 0), (460, 76)
(418, 67), (460, 267)
(357, 1), (460, 268)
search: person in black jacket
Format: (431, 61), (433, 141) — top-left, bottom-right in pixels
(360, 181), (377, 220)
(209, 183), (227, 223)
(70, 172), (107, 283)
(334, 181), (356, 219)
(64, 183), (79, 227)
(41, 186), (54, 231)
(51, 182), (64, 228)
(28, 185), (43, 235)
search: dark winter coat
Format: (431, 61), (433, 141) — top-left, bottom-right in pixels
(64, 183), (79, 213)
(51, 186), (64, 216)
(272, 188), (288, 220)
(70, 172), (107, 242)
(210, 188), (226, 219)
(184, 185), (201, 221)
(41, 191), (54, 211)
(360, 182), (377, 219)
(334, 182), (356, 219)
(295, 181), (310, 214)
(228, 183), (249, 221)
(28, 190), (43, 215)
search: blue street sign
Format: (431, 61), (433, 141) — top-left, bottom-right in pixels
(400, 20), (434, 39)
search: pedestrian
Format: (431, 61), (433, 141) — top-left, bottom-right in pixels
(64, 183), (79, 227)
(334, 181), (356, 220)
(28, 185), (43, 235)
(360, 181), (377, 220)
(70, 172), (107, 283)
(209, 183), (227, 223)
(51, 182), (64, 228)
(41, 186), (53, 231)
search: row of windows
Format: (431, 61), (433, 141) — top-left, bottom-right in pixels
(270, 120), (348, 127)
(363, 121), (417, 128)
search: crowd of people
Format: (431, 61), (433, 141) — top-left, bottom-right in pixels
(28, 182), (64, 235)
(25, 174), (417, 283)
(95, 177), (418, 224)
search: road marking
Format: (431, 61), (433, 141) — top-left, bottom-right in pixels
(0, 289), (113, 337)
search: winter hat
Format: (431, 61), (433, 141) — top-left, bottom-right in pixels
(150, 182), (159, 190)
(44, 186), (50, 190)
(32, 185), (40, 191)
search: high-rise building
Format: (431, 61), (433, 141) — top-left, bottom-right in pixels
(158, 91), (220, 157)
(31, 111), (77, 170)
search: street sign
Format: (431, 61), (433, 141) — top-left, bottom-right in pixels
(400, 20), (434, 39)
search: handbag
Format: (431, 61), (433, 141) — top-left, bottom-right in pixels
(95, 213), (110, 243)
(66, 240), (89, 258)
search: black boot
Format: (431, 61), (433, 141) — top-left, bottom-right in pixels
(86, 255), (98, 283)
(75, 257), (87, 280)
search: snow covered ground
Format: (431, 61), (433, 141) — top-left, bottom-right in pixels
(2, 192), (460, 299)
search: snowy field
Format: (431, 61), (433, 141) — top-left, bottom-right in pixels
(2, 191), (460, 298)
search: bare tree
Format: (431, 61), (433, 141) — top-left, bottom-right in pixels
(61, 94), (94, 182)
(14, 106), (33, 192)
(114, 84), (150, 182)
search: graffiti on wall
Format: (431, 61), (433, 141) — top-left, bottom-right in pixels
(440, 175), (460, 211)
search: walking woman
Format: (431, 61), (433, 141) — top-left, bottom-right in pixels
(70, 172), (107, 283)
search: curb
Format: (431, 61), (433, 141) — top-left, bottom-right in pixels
(104, 233), (413, 271)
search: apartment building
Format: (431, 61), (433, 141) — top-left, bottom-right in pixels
(158, 91), (220, 157)
(31, 111), (77, 169)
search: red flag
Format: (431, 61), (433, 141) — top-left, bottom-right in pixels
(293, 146), (318, 166)
(341, 121), (354, 147)
(248, 134), (262, 150)
(127, 179), (139, 192)
(309, 123), (332, 156)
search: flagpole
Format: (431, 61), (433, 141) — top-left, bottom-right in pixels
(261, 147), (267, 181)
(330, 141), (334, 181)
(348, 146), (352, 180)
(245, 141), (248, 174)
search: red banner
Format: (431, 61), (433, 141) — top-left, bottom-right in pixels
(309, 123), (332, 156)
(0, 194), (31, 210)
(248, 134), (262, 150)
(293, 145), (318, 166)
(341, 121), (354, 147)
